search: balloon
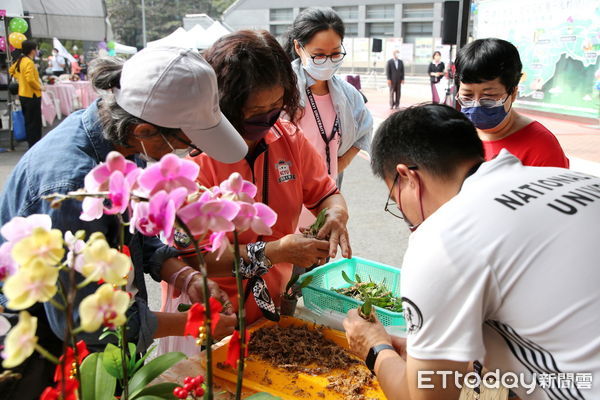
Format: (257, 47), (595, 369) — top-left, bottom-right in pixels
(107, 41), (116, 50)
(8, 32), (27, 49)
(108, 49), (116, 56)
(9, 17), (28, 34)
(0, 37), (6, 52)
(98, 41), (107, 50)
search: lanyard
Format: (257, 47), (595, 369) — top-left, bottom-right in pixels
(306, 87), (340, 175)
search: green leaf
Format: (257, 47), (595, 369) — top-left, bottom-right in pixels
(99, 329), (119, 341)
(308, 208), (328, 236)
(128, 342), (138, 372)
(342, 270), (356, 285)
(177, 303), (191, 312)
(133, 345), (157, 375)
(80, 353), (117, 400)
(355, 274), (362, 283)
(102, 343), (124, 379)
(298, 275), (313, 289)
(285, 273), (300, 293)
(131, 382), (180, 400)
(128, 352), (186, 398)
(133, 396), (165, 400)
(361, 298), (373, 318)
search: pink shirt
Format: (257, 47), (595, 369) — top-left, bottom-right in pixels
(298, 93), (340, 230)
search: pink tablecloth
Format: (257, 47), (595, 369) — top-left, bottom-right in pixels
(44, 81), (99, 118)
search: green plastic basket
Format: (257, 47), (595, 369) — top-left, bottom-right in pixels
(300, 257), (405, 328)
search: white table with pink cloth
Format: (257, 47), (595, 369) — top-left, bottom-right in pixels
(41, 81), (99, 126)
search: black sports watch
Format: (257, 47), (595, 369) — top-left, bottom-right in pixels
(365, 344), (395, 373)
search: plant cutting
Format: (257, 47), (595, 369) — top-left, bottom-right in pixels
(336, 271), (403, 322)
(280, 274), (313, 316)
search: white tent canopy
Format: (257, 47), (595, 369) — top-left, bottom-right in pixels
(114, 42), (138, 55)
(146, 22), (230, 50)
(22, 0), (111, 41)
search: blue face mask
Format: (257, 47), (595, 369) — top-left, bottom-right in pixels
(461, 104), (508, 130)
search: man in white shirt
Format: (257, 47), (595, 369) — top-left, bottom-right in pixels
(50, 48), (65, 76)
(344, 103), (600, 400)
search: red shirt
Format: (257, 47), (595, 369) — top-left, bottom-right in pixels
(189, 120), (338, 323)
(482, 121), (569, 168)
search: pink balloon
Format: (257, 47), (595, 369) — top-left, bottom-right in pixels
(0, 37), (5, 52)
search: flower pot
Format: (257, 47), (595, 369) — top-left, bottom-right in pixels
(280, 297), (298, 316)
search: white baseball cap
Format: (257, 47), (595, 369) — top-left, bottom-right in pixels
(115, 46), (247, 163)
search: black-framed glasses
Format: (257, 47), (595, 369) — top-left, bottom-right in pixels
(302, 44), (347, 65)
(384, 166), (418, 219)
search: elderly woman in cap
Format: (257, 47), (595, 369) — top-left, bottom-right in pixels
(0, 47), (243, 398)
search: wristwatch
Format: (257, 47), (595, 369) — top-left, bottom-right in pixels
(365, 344), (395, 374)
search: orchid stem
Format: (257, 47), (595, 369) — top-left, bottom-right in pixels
(48, 297), (66, 311)
(34, 344), (59, 365)
(117, 216), (130, 400)
(175, 217), (214, 400)
(232, 230), (246, 400)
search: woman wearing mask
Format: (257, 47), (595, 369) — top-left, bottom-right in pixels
(160, 30), (352, 354)
(285, 8), (373, 188)
(455, 38), (568, 167)
(428, 51), (445, 103)
(9, 40), (43, 149)
(284, 7), (372, 235)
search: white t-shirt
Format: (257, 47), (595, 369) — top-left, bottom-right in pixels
(402, 150), (600, 399)
(51, 55), (65, 72)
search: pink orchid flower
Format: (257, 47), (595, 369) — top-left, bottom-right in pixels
(219, 172), (257, 203)
(138, 154), (199, 196)
(206, 231), (230, 261)
(177, 197), (240, 237)
(131, 188), (188, 245)
(81, 152), (141, 221)
(84, 151), (138, 192)
(231, 202), (277, 235)
(104, 171), (131, 215)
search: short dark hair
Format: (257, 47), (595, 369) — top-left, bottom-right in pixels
(432, 51), (441, 58)
(21, 40), (37, 56)
(204, 30), (301, 133)
(454, 38), (523, 93)
(284, 7), (345, 60)
(371, 103), (484, 180)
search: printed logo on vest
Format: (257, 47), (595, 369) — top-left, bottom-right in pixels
(401, 297), (423, 335)
(276, 160), (296, 183)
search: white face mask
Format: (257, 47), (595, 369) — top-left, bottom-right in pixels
(301, 55), (342, 82)
(139, 134), (188, 163)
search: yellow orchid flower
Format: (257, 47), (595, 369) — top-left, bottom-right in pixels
(11, 227), (65, 268)
(1, 311), (38, 368)
(81, 238), (130, 286)
(3, 260), (59, 310)
(79, 284), (130, 332)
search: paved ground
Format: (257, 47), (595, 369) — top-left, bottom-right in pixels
(0, 79), (598, 312)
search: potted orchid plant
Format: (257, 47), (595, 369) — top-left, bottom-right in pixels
(0, 151), (277, 400)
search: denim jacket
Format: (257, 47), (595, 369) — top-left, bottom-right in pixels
(0, 100), (178, 352)
(292, 59), (373, 156)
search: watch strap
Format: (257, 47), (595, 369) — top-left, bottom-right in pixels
(365, 344), (395, 373)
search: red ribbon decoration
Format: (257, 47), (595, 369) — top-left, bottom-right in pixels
(225, 330), (250, 368)
(53, 340), (90, 383)
(184, 297), (223, 337)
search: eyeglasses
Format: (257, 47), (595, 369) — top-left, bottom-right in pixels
(302, 44), (347, 65)
(384, 166), (418, 219)
(456, 94), (510, 108)
(171, 134), (203, 157)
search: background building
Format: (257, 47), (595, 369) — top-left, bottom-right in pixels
(223, 0), (451, 74)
